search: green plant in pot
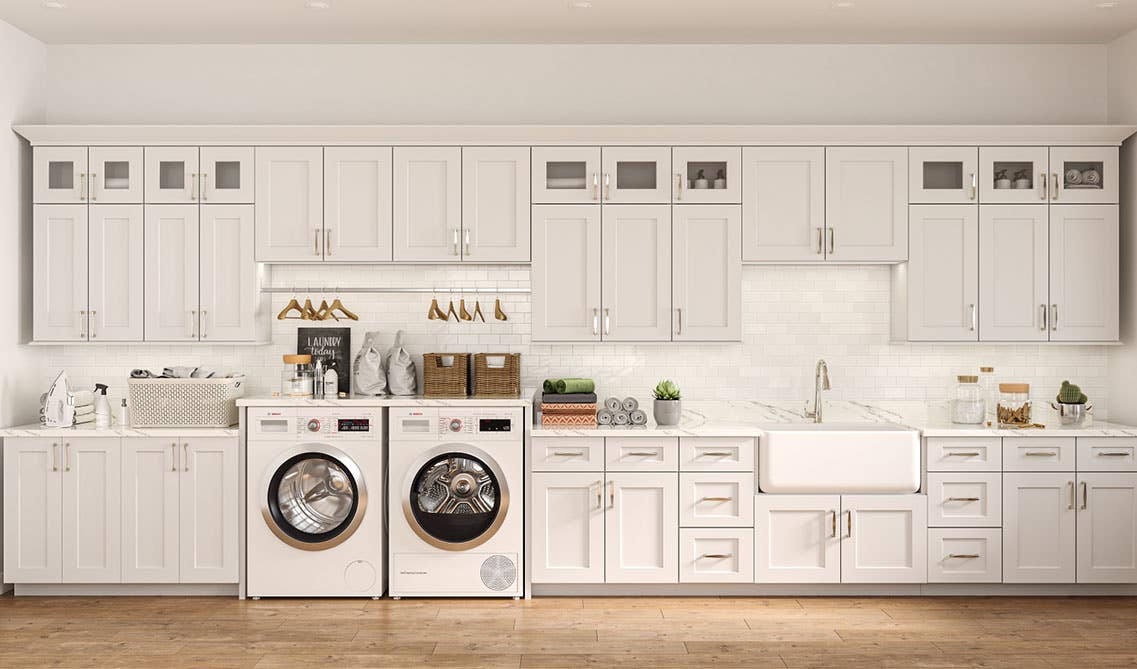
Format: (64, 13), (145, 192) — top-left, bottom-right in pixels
(1051, 380), (1092, 425)
(652, 380), (683, 426)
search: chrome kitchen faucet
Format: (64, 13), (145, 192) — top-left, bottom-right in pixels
(804, 359), (830, 423)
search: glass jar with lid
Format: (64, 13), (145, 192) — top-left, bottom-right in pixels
(997, 383), (1031, 427)
(952, 375), (986, 424)
(979, 366), (996, 425)
(281, 354), (315, 398)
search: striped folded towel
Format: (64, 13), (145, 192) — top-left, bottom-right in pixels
(541, 413), (598, 427)
(541, 403), (598, 415)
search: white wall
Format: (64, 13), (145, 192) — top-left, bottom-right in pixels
(43, 43), (1108, 124)
(1107, 28), (1137, 424)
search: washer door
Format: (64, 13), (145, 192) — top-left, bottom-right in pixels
(262, 444), (367, 551)
(402, 444), (510, 551)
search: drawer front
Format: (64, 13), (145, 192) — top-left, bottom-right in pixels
(926, 473), (1002, 527)
(605, 437), (679, 472)
(1078, 438), (1137, 472)
(926, 437), (1002, 472)
(1003, 438), (1076, 472)
(531, 437), (603, 472)
(679, 528), (754, 583)
(927, 528), (1002, 583)
(679, 437), (754, 472)
(679, 472), (754, 527)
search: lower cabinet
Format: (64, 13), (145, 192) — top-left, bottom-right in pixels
(679, 528), (754, 583)
(530, 473), (604, 584)
(927, 528), (1002, 583)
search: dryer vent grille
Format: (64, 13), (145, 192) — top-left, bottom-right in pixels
(480, 554), (517, 591)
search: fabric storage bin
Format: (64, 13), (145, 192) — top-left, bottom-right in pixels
(422, 353), (469, 397)
(473, 353), (521, 397)
(128, 376), (245, 427)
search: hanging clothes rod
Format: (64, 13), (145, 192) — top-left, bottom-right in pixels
(260, 286), (530, 294)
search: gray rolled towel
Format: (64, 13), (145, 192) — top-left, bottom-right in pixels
(621, 397), (639, 412)
(597, 409), (614, 426)
(604, 397), (622, 412)
(613, 411), (630, 425)
(629, 409), (648, 425)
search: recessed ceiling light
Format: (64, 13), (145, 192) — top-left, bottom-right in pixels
(305, 0), (331, 9)
(43, 1), (67, 8)
(567, 0), (592, 9)
(1096, 1), (1118, 7)
(833, 1), (856, 8)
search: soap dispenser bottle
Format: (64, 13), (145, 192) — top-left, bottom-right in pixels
(93, 383), (111, 428)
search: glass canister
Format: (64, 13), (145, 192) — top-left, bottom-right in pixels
(979, 366), (996, 425)
(997, 383), (1032, 427)
(952, 375), (986, 424)
(281, 354), (315, 398)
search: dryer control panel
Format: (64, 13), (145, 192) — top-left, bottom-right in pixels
(391, 407), (523, 441)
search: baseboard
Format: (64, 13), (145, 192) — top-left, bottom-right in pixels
(14, 583), (239, 596)
(532, 583), (1137, 597)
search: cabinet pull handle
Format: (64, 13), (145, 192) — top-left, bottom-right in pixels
(676, 308), (683, 336)
(190, 172), (198, 201)
(1051, 304), (1058, 331)
(1052, 172), (1059, 201)
(1068, 480), (1075, 510)
(89, 310), (96, 339)
(948, 553), (980, 559)
(1098, 452), (1131, 457)
(452, 229), (459, 256)
(603, 308), (610, 336)
(79, 309), (87, 339)
(700, 496), (733, 502)
(699, 451), (734, 457)
(626, 451), (659, 457)
(592, 308), (599, 336)
(700, 553), (733, 559)
(552, 451), (584, 457)
(200, 173), (208, 201)
(827, 227), (835, 254)
(190, 310), (198, 339)
(946, 451), (981, 457)
(608, 480), (614, 508)
(969, 172), (977, 200)
(464, 229), (470, 256)
(969, 304), (977, 332)
(51, 443), (58, 472)
(1081, 481), (1088, 510)
(1040, 172), (1047, 200)
(829, 510), (837, 538)
(603, 172), (611, 201)
(1025, 451), (1057, 457)
(592, 172), (599, 201)
(90, 172), (97, 201)
(595, 480), (602, 510)
(816, 227), (824, 255)
(845, 509), (853, 538)
(946, 497), (980, 503)
(183, 443), (190, 471)
(326, 229), (332, 256)
(313, 229), (320, 256)
(676, 173), (684, 200)
(200, 310), (207, 339)
(78, 172), (87, 201)
(171, 443), (177, 472)
(64, 442), (71, 472)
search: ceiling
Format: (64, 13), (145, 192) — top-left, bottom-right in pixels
(2, 0), (1136, 45)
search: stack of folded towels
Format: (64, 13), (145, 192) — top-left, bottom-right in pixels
(69, 390), (94, 427)
(540, 378), (597, 427)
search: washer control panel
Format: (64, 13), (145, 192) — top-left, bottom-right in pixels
(391, 408), (523, 440)
(295, 411), (382, 439)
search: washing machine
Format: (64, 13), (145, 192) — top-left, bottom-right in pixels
(246, 407), (385, 598)
(388, 407), (524, 598)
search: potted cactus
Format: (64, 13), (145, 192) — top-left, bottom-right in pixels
(1052, 380), (1092, 425)
(652, 380), (683, 426)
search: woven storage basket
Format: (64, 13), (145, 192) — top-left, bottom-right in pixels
(474, 353), (521, 397)
(422, 353), (470, 397)
(128, 377), (245, 428)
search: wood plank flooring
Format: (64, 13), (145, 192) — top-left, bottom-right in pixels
(1, 595), (1135, 668)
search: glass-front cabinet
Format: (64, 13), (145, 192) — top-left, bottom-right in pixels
(532, 147), (601, 204)
(600, 146), (670, 203)
(145, 146), (199, 203)
(1049, 146), (1118, 204)
(909, 147), (978, 204)
(199, 147), (254, 203)
(88, 147), (143, 204)
(979, 147), (1049, 204)
(33, 146), (88, 204)
(673, 146), (741, 204)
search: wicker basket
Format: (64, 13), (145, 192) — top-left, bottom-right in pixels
(128, 376), (245, 428)
(422, 353), (470, 397)
(474, 353), (521, 398)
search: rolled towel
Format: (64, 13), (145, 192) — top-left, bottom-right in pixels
(604, 397), (622, 412)
(613, 411), (630, 425)
(73, 413), (96, 426)
(1065, 168), (1082, 185)
(1082, 169), (1102, 185)
(621, 397), (639, 412)
(74, 404), (95, 417)
(597, 409), (614, 426)
(629, 409), (648, 425)
(544, 378), (596, 394)
(69, 390), (93, 406)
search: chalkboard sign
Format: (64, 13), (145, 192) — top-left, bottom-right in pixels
(297, 327), (351, 395)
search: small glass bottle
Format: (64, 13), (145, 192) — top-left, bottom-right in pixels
(952, 375), (985, 424)
(998, 383), (1031, 427)
(979, 366), (996, 426)
(281, 354), (315, 398)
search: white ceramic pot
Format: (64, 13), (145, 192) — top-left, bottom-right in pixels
(653, 399), (682, 426)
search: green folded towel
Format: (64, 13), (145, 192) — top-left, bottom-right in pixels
(543, 378), (595, 394)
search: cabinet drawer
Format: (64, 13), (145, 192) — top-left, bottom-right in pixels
(1003, 438), (1075, 471)
(679, 473), (754, 527)
(531, 437), (603, 472)
(679, 437), (754, 472)
(1078, 438), (1137, 472)
(927, 528), (1002, 583)
(605, 437), (678, 471)
(926, 437), (1001, 472)
(679, 528), (754, 583)
(926, 473), (1002, 527)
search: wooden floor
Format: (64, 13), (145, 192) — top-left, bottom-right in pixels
(1, 595), (1136, 668)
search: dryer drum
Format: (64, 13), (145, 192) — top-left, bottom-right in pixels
(411, 453), (501, 545)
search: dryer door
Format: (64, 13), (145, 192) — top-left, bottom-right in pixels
(262, 444), (368, 551)
(403, 444), (510, 551)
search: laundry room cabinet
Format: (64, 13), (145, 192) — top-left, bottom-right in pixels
(824, 147), (908, 262)
(324, 146), (394, 262)
(741, 147), (825, 262)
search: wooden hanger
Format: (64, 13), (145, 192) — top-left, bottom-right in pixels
(494, 298), (508, 321)
(301, 298), (319, 320)
(473, 300), (486, 322)
(276, 298), (305, 320)
(315, 299), (338, 321)
(459, 298), (473, 321)
(428, 297), (446, 320)
(445, 299), (459, 322)
(328, 297), (359, 321)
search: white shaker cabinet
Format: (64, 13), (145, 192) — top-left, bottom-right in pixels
(200, 205), (258, 341)
(62, 438), (121, 583)
(323, 146), (393, 262)
(393, 147), (462, 262)
(673, 147), (742, 204)
(824, 147), (908, 262)
(34, 146), (88, 204)
(532, 147), (601, 204)
(754, 495), (841, 584)
(531, 205), (602, 341)
(1049, 146), (1119, 205)
(199, 147), (254, 204)
(462, 147), (531, 261)
(1003, 472), (1076, 583)
(88, 147), (143, 204)
(604, 472), (679, 583)
(122, 439), (180, 582)
(600, 146), (671, 204)
(600, 204), (671, 342)
(741, 147), (825, 262)
(840, 494), (927, 584)
(530, 472), (605, 584)
(672, 205), (741, 341)
(1048, 205), (1119, 342)
(33, 205), (88, 341)
(254, 147), (323, 262)
(3, 439), (63, 583)
(905, 205), (979, 341)
(978, 205), (1049, 341)
(909, 147), (978, 204)
(87, 205), (144, 342)
(1076, 473), (1137, 584)
(979, 147), (1049, 204)
(144, 205), (200, 341)
(145, 147), (200, 204)
(180, 438), (239, 583)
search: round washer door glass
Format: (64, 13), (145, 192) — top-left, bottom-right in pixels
(267, 452), (362, 549)
(410, 452), (503, 547)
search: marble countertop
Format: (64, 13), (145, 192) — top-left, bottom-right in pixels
(0, 424), (239, 438)
(237, 395), (530, 408)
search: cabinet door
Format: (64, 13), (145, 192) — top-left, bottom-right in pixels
(909, 147), (978, 204)
(531, 205), (601, 342)
(601, 204), (671, 341)
(34, 146), (87, 204)
(532, 146), (601, 204)
(824, 147), (907, 262)
(741, 147), (824, 262)
(88, 205), (144, 341)
(1003, 472), (1076, 583)
(62, 438), (121, 583)
(605, 472), (679, 583)
(1050, 146), (1118, 204)
(979, 205), (1049, 341)
(324, 146), (393, 262)
(906, 205), (979, 341)
(3, 439), (62, 583)
(200, 205), (257, 341)
(33, 204), (88, 341)
(462, 147), (531, 261)
(979, 147), (1048, 204)
(679, 528), (754, 583)
(679, 472), (754, 528)
(530, 472), (605, 584)
(145, 146), (200, 204)
(673, 147), (742, 204)
(393, 146), (461, 262)
(1049, 205), (1119, 341)
(927, 528), (1002, 584)
(144, 205), (200, 341)
(200, 147), (254, 204)
(754, 494), (840, 583)
(180, 438), (239, 583)
(122, 439), (180, 583)
(926, 472), (1001, 528)
(89, 147), (143, 204)
(254, 147), (323, 262)
(601, 146), (670, 204)
(1077, 473), (1137, 583)
(841, 494), (927, 584)
(673, 205), (741, 342)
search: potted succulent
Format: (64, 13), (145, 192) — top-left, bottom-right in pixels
(1051, 380), (1092, 426)
(652, 379), (683, 426)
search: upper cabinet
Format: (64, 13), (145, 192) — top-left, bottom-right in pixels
(392, 146), (462, 262)
(980, 146), (1118, 205)
(531, 205), (602, 342)
(673, 205), (741, 341)
(33, 205), (89, 342)
(909, 147), (978, 204)
(600, 147), (670, 204)
(34, 147), (88, 204)
(145, 147), (199, 204)
(824, 147), (908, 262)
(89, 147), (143, 204)
(742, 147), (824, 262)
(35, 147), (143, 204)
(324, 146), (394, 262)
(601, 205), (672, 342)
(673, 147), (742, 204)
(978, 205), (1049, 342)
(199, 147), (254, 204)
(1049, 147), (1119, 204)
(979, 147), (1049, 204)
(532, 147), (601, 204)
(1049, 205), (1119, 342)
(904, 205), (979, 342)
(462, 147), (531, 262)
(254, 147), (323, 262)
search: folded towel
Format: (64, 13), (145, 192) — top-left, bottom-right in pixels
(542, 392), (598, 404)
(74, 413), (96, 425)
(621, 397), (639, 412)
(543, 378), (596, 394)
(541, 414), (597, 427)
(604, 397), (622, 412)
(69, 390), (93, 406)
(629, 409), (648, 425)
(597, 409), (614, 425)
(541, 403), (598, 414)
(74, 404), (95, 417)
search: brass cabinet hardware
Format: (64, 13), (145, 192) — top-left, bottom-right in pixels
(699, 553), (733, 559)
(1051, 172), (1059, 200)
(592, 308), (599, 336)
(946, 451), (981, 457)
(945, 497), (980, 502)
(552, 451), (585, 457)
(1040, 304), (1048, 331)
(90, 172), (97, 201)
(51, 443), (58, 472)
(1040, 172), (1047, 200)
(845, 509), (853, 539)
(1051, 304), (1059, 331)
(626, 451), (658, 457)
(1068, 480), (1075, 510)
(829, 509), (837, 538)
(675, 173), (684, 200)
(78, 172), (87, 201)
(603, 172), (611, 201)
(827, 226), (835, 254)
(969, 304), (977, 332)
(603, 308), (610, 336)
(700, 496), (733, 502)
(64, 442), (71, 472)
(1025, 451), (1057, 457)
(592, 172), (599, 200)
(948, 553), (980, 559)
(79, 310), (87, 339)
(326, 229), (333, 256)
(200, 172), (208, 201)
(183, 443), (190, 472)
(171, 443), (177, 472)
(1098, 452), (1132, 457)
(608, 480), (614, 508)
(969, 171), (977, 200)
(699, 451), (735, 457)
(464, 229), (471, 256)
(1081, 481), (1088, 510)
(89, 310), (97, 339)
(816, 227), (823, 255)
(594, 481), (602, 510)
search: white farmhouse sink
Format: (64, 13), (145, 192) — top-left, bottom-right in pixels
(758, 423), (920, 493)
